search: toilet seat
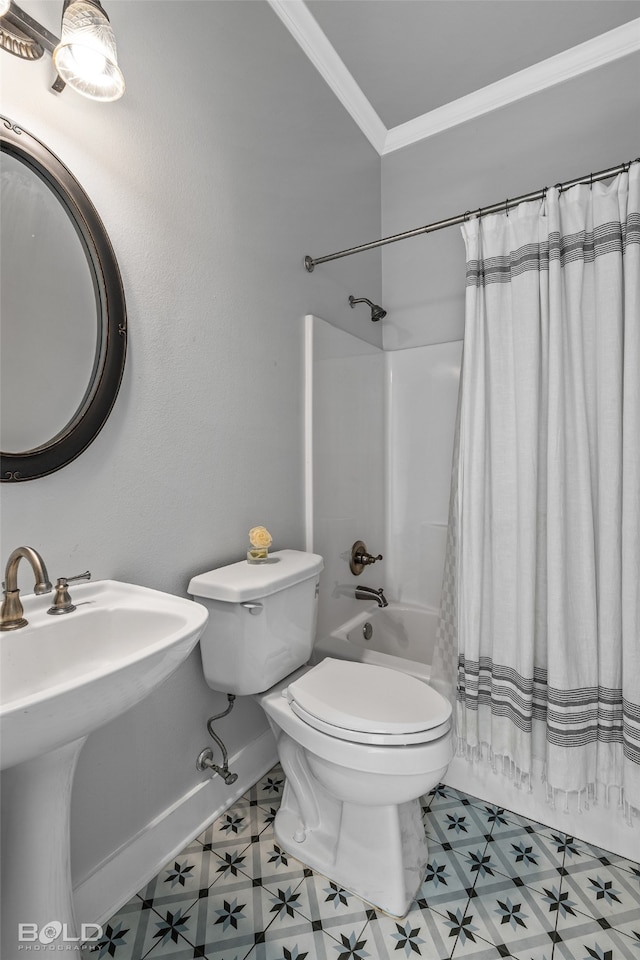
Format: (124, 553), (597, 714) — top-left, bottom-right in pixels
(285, 658), (452, 746)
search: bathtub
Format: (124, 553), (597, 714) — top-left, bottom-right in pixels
(312, 602), (437, 683)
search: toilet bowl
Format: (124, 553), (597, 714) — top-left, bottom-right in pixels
(189, 550), (453, 918)
(258, 658), (452, 916)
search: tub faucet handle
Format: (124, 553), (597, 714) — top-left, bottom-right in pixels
(350, 540), (383, 576)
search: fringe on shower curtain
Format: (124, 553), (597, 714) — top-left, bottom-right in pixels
(433, 161), (640, 822)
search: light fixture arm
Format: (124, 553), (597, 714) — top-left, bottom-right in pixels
(1, 1), (66, 90)
(3, 2), (57, 53)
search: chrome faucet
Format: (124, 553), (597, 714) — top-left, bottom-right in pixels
(1, 546), (52, 631)
(354, 585), (389, 608)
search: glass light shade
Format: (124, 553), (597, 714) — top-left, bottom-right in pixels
(53, 0), (124, 102)
(0, 0), (11, 17)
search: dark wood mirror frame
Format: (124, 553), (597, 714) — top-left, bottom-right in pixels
(1, 117), (127, 482)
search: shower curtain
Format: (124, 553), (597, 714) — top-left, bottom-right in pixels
(433, 161), (640, 816)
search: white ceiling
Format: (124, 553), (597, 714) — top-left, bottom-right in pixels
(307, 1), (640, 127)
(269, 1), (640, 154)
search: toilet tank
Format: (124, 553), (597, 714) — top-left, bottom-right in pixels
(188, 549), (324, 695)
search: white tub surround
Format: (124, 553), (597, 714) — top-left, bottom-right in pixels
(314, 601), (437, 683)
(385, 343), (463, 610)
(305, 316), (386, 642)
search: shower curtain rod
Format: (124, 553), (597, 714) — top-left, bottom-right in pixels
(303, 158), (638, 273)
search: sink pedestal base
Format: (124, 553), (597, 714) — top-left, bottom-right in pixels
(1, 736), (88, 959)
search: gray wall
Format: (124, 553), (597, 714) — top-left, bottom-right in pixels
(382, 53), (640, 350)
(0, 0), (381, 887)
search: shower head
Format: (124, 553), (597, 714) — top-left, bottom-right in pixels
(348, 295), (387, 322)
(370, 303), (387, 322)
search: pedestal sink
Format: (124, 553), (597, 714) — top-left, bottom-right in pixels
(0, 580), (208, 959)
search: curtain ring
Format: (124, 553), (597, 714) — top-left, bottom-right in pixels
(463, 210), (472, 222)
(555, 182), (563, 195)
(589, 172), (593, 190)
(505, 198), (510, 218)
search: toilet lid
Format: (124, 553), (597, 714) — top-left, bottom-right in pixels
(286, 658), (452, 746)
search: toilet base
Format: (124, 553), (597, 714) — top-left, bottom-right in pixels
(273, 776), (429, 918)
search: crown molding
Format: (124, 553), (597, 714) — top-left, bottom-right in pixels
(269, 2), (640, 158)
(383, 18), (640, 155)
(267, 0), (387, 154)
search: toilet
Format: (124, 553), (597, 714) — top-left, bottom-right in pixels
(189, 549), (453, 918)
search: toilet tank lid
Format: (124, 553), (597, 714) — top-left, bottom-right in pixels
(188, 549), (324, 603)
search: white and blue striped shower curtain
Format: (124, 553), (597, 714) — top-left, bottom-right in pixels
(433, 162), (640, 817)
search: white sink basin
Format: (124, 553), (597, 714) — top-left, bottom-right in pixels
(1, 578), (209, 958)
(0, 579), (208, 770)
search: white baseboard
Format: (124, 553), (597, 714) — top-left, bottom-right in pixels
(444, 755), (640, 863)
(74, 729), (278, 927)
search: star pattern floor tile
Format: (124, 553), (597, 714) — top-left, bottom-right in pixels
(93, 766), (639, 960)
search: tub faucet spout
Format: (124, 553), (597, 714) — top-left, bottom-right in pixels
(1, 546), (52, 631)
(354, 586), (388, 608)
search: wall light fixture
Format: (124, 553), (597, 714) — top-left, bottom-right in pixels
(0, 0), (124, 101)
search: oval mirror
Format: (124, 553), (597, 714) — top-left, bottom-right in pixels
(0, 117), (126, 481)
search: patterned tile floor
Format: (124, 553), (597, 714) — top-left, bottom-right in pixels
(93, 766), (640, 960)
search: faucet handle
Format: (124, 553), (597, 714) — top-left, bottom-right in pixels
(59, 571), (91, 586)
(47, 571), (91, 616)
(350, 540), (383, 576)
